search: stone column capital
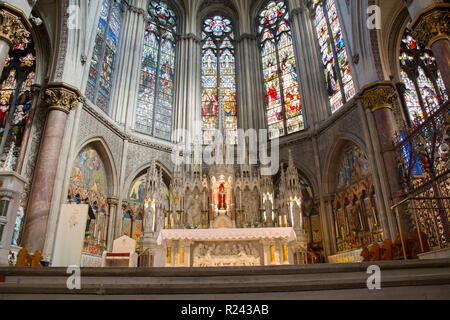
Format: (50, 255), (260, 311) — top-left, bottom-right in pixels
(410, 3), (450, 47)
(359, 81), (396, 113)
(107, 197), (120, 206)
(0, 3), (32, 47)
(44, 83), (81, 114)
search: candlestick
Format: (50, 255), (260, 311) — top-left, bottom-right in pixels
(284, 215), (288, 227)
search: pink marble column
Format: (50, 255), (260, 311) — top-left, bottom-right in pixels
(361, 83), (401, 191)
(22, 84), (80, 253)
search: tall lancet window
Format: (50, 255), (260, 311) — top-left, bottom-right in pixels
(136, 0), (177, 140)
(399, 28), (448, 125)
(258, 1), (304, 140)
(86, 0), (124, 113)
(313, 0), (355, 113)
(0, 38), (35, 171)
(201, 15), (238, 145)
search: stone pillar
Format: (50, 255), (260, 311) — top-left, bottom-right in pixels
(410, 4), (450, 92)
(291, 2), (330, 123)
(110, 4), (146, 128)
(22, 83), (81, 253)
(0, 172), (27, 265)
(107, 197), (119, 251)
(236, 34), (265, 131)
(173, 34), (201, 143)
(360, 82), (403, 234)
(0, 3), (31, 76)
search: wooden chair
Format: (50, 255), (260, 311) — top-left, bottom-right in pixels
(369, 242), (381, 261)
(101, 236), (138, 267)
(360, 246), (369, 262)
(381, 239), (393, 261)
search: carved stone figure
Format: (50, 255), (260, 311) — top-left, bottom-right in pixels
(144, 205), (154, 233)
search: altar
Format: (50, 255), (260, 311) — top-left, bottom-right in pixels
(156, 227), (298, 267)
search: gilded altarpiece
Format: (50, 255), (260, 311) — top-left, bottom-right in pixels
(332, 145), (382, 252)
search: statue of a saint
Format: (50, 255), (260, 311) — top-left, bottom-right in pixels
(144, 205), (154, 233)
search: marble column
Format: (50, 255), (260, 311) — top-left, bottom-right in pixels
(360, 82), (405, 234)
(107, 197), (119, 251)
(410, 4), (450, 92)
(22, 84), (81, 253)
(0, 3), (32, 76)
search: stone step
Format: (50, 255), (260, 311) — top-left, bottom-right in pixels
(1, 259), (450, 299)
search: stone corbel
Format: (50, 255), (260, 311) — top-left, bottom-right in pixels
(359, 81), (396, 113)
(410, 4), (450, 47)
(0, 2), (32, 47)
(44, 83), (81, 114)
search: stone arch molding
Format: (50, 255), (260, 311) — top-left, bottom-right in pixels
(322, 134), (369, 196)
(72, 136), (119, 198)
(123, 160), (173, 200)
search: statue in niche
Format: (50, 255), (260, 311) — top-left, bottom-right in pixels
(144, 205), (154, 233)
(218, 183), (227, 211)
(292, 202), (302, 230)
(265, 199), (273, 224)
(185, 193), (202, 226)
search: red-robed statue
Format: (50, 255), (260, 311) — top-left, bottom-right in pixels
(218, 183), (226, 210)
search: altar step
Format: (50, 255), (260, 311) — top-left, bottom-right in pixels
(1, 259), (450, 299)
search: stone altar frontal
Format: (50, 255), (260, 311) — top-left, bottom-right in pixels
(157, 228), (298, 267)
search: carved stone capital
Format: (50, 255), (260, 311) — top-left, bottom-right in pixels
(44, 83), (81, 114)
(411, 4), (450, 47)
(107, 197), (119, 206)
(360, 81), (396, 113)
(0, 5), (31, 47)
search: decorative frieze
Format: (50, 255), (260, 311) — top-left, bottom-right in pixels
(411, 4), (450, 47)
(360, 82), (396, 113)
(0, 4), (31, 47)
(44, 84), (81, 114)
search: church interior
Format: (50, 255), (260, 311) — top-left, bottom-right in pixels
(0, 0), (449, 299)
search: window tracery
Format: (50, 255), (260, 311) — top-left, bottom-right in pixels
(258, 1), (304, 140)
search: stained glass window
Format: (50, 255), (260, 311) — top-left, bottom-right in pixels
(0, 37), (36, 171)
(201, 15), (237, 145)
(136, 0), (177, 141)
(313, 0), (355, 113)
(258, 1), (304, 140)
(399, 28), (448, 125)
(86, 0), (124, 113)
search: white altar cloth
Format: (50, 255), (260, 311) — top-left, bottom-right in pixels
(157, 227), (297, 245)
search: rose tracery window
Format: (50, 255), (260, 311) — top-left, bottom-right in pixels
(313, 0), (355, 113)
(136, 0), (177, 141)
(258, 1), (304, 140)
(398, 28), (448, 125)
(201, 15), (238, 145)
(86, 0), (124, 113)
